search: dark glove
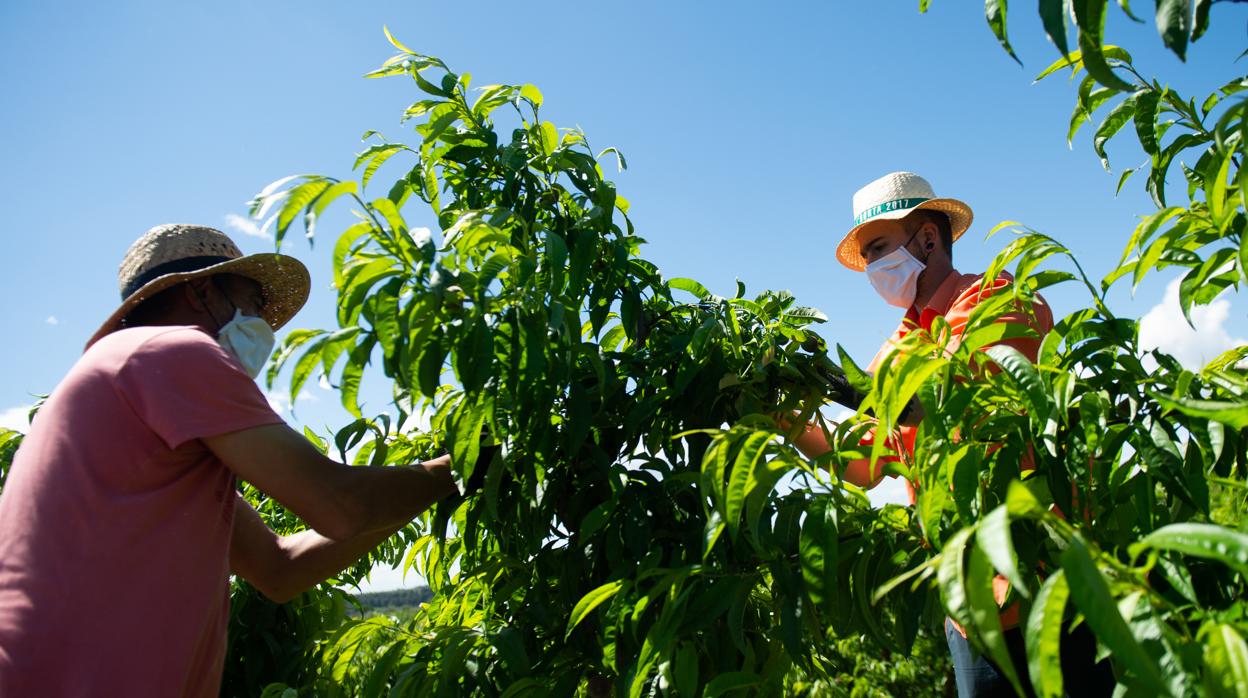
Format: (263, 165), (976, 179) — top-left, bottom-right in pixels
(460, 442), (501, 496)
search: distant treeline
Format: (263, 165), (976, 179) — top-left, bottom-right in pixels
(353, 586), (432, 611)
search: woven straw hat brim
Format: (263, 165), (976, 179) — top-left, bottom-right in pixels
(836, 198), (974, 272)
(85, 253), (310, 349)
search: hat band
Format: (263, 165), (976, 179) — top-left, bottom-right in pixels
(854, 197), (930, 225)
(121, 255), (233, 298)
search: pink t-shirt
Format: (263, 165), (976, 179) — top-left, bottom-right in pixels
(0, 326), (283, 697)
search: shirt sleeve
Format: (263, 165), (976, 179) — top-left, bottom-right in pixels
(115, 327), (285, 450)
(944, 275), (1055, 362)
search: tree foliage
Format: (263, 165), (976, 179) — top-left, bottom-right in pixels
(1, 3), (1245, 697)
(241, 3), (1248, 694)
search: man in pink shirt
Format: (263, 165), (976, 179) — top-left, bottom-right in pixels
(0, 224), (465, 696)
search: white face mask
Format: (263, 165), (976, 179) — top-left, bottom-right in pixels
(865, 244), (926, 308)
(217, 309), (276, 379)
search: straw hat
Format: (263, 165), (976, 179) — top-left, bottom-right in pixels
(836, 172), (974, 271)
(86, 224), (310, 349)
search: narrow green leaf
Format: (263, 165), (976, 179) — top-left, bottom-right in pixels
(967, 545), (1025, 695)
(1061, 536), (1169, 693)
(519, 83), (543, 107)
(1116, 166), (1140, 194)
(985, 0), (1022, 64)
(938, 527), (976, 630)
(1203, 624), (1248, 698)
(1134, 88), (1162, 155)
(1153, 394), (1248, 429)
(799, 498), (839, 613)
(383, 25), (417, 55)
(1037, 49), (1083, 82)
(1093, 92), (1140, 170)
(354, 144), (408, 190)
(983, 345), (1050, 422)
(1025, 571), (1070, 698)
(276, 179), (331, 248)
(1135, 523), (1248, 577)
(289, 336), (330, 403)
(703, 671), (762, 698)
(1153, 0), (1191, 60)
(724, 431), (774, 536)
(1116, 0), (1146, 21)
(340, 335), (376, 418)
(1190, 0), (1211, 42)
(1039, 0), (1071, 57)
(1072, 0), (1136, 91)
(977, 504), (1029, 598)
(668, 277), (711, 300)
(566, 580), (626, 638)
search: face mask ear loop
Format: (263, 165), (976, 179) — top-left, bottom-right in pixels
(904, 224), (937, 269)
(208, 276), (246, 334)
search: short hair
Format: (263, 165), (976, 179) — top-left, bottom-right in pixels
(906, 209), (952, 259)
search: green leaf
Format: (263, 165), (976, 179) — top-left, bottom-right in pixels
(967, 544), (1024, 695)
(1135, 523), (1248, 577)
(418, 331), (446, 398)
(1153, 394), (1248, 428)
(1037, 49), (1083, 82)
(1025, 571), (1069, 698)
(937, 527), (976, 630)
(1061, 536), (1169, 693)
(1039, 0), (1071, 57)
(799, 498), (839, 614)
(1072, 0), (1136, 91)
(566, 579), (624, 638)
(703, 671), (761, 698)
(1153, 0), (1191, 60)
(383, 25), (417, 55)
(976, 504), (1029, 599)
(724, 431), (775, 537)
(668, 277), (711, 300)
(1203, 624), (1248, 698)
(276, 179), (331, 248)
(1093, 91), (1140, 170)
(1116, 0), (1146, 21)
(519, 83), (543, 107)
(340, 334), (376, 418)
(1116, 166), (1140, 194)
(983, 345), (1049, 422)
(1134, 88), (1162, 155)
(289, 335), (330, 403)
(354, 144), (408, 191)
(985, 0), (1022, 64)
(266, 328), (327, 388)
(1191, 0), (1212, 42)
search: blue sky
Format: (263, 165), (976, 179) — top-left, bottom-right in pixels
(2, 2), (1244, 589)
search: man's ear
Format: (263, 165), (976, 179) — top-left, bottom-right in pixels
(918, 223), (939, 253)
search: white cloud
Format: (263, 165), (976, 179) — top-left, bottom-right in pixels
(263, 388), (318, 415)
(222, 213), (272, 241)
(0, 405), (32, 432)
(44, 316), (58, 326)
(1138, 279), (1247, 371)
(867, 475), (911, 508)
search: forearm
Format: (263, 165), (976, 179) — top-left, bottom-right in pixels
(265, 524), (405, 602)
(338, 455), (457, 537)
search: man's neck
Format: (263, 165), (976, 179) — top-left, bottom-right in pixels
(911, 264), (954, 313)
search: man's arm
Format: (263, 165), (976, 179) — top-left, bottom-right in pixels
(204, 424), (457, 541)
(229, 493), (421, 604)
(787, 419), (885, 489)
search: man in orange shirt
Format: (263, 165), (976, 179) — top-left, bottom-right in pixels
(793, 173), (1112, 696)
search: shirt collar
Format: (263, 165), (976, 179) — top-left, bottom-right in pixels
(903, 268), (965, 328)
